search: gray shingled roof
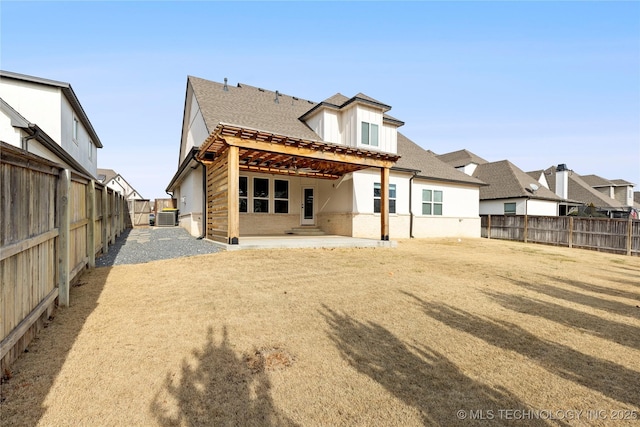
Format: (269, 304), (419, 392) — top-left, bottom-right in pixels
(189, 76), (321, 142)
(610, 178), (635, 186)
(544, 166), (624, 208)
(473, 160), (562, 201)
(580, 174), (613, 188)
(437, 149), (489, 168)
(97, 168), (118, 183)
(394, 134), (485, 185)
(321, 93), (350, 106)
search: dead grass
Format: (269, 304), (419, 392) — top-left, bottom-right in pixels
(1, 238), (639, 426)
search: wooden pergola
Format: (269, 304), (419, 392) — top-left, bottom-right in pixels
(197, 124), (400, 244)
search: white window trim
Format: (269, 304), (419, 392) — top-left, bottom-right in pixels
(361, 121), (379, 147)
(422, 189), (443, 216)
(374, 182), (396, 214)
(240, 176), (290, 214)
(72, 116), (79, 144)
(273, 178), (290, 214)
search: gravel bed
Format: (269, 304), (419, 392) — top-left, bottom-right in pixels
(95, 227), (221, 267)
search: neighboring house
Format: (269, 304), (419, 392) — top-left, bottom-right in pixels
(580, 174), (635, 207)
(538, 165), (628, 217)
(166, 76), (484, 242)
(635, 191), (640, 209)
(0, 70), (102, 177)
(438, 150), (564, 215)
(97, 168), (144, 200)
(436, 149), (489, 176)
(438, 150), (564, 216)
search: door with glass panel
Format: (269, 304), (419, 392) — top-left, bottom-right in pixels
(301, 187), (315, 225)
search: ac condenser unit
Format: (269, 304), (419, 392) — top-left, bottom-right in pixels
(156, 211), (176, 227)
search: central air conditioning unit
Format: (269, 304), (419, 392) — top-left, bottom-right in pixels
(156, 211), (176, 227)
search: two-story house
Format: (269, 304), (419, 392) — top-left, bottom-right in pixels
(97, 168), (145, 201)
(0, 70), (101, 178)
(166, 76), (484, 244)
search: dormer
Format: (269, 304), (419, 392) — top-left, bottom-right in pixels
(300, 92), (403, 154)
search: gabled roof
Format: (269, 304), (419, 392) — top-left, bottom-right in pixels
(580, 174), (613, 188)
(544, 166), (624, 209)
(188, 76), (320, 142)
(97, 168), (118, 183)
(394, 133), (485, 186)
(473, 160), (562, 201)
(437, 149), (489, 168)
(298, 89), (401, 124)
(0, 70), (103, 148)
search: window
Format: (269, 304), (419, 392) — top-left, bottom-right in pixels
(361, 122), (379, 147)
(239, 177), (248, 213)
(274, 179), (289, 213)
(504, 202), (516, 215)
(253, 178), (269, 213)
(374, 183), (396, 214)
(88, 140), (93, 160)
(72, 117), (79, 143)
(422, 189), (443, 215)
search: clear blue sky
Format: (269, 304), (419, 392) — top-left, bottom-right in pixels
(2, 1), (639, 200)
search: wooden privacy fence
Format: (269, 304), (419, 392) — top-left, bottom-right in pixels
(481, 215), (640, 256)
(0, 143), (128, 369)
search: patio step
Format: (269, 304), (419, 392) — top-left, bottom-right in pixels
(285, 226), (326, 236)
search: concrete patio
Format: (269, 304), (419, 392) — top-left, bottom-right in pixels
(206, 235), (397, 251)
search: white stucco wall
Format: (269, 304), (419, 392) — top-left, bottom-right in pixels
(0, 109), (23, 147)
(480, 198), (558, 216)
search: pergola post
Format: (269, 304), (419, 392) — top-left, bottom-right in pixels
(381, 166), (390, 241)
(227, 145), (240, 244)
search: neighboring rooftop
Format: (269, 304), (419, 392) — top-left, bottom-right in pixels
(544, 166), (625, 209)
(394, 134), (485, 186)
(437, 149), (489, 168)
(473, 160), (562, 201)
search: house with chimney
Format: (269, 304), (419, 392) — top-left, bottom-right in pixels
(166, 76), (484, 244)
(535, 165), (631, 217)
(438, 150), (564, 216)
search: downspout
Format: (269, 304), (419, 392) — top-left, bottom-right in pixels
(409, 171), (417, 238)
(194, 155), (207, 240)
(22, 124), (39, 151)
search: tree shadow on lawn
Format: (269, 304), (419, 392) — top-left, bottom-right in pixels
(0, 266), (110, 425)
(507, 278), (639, 319)
(485, 291), (640, 350)
(150, 326), (297, 427)
(321, 306), (554, 426)
(544, 275), (640, 302)
(404, 292), (640, 408)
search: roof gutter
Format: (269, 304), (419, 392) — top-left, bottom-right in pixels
(194, 156), (207, 240)
(409, 171), (417, 238)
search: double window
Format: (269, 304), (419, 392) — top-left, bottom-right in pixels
(239, 177), (289, 214)
(422, 189), (443, 215)
(361, 122), (379, 147)
(374, 183), (396, 214)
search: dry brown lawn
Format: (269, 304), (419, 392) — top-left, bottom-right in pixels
(1, 238), (639, 426)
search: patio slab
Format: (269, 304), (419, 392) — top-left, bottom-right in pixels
(206, 235), (397, 251)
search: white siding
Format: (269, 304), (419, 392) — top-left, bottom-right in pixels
(0, 79), (61, 141)
(527, 199), (558, 216)
(381, 123), (398, 154)
(60, 95), (97, 176)
(479, 198), (558, 216)
(341, 105), (357, 147)
(0, 109), (23, 147)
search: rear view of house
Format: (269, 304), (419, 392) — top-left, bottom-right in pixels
(166, 76), (483, 244)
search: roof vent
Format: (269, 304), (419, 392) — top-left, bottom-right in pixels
(223, 77), (228, 91)
(275, 90), (280, 104)
(557, 164), (568, 171)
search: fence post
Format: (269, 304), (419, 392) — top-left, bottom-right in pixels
(627, 216), (633, 256)
(57, 168), (71, 307)
(87, 180), (96, 268)
(487, 215), (491, 239)
(523, 214), (528, 243)
(102, 187), (108, 255)
(111, 190), (116, 243)
(568, 216), (574, 248)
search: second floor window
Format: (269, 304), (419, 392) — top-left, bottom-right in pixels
(73, 117), (79, 143)
(361, 122), (379, 147)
